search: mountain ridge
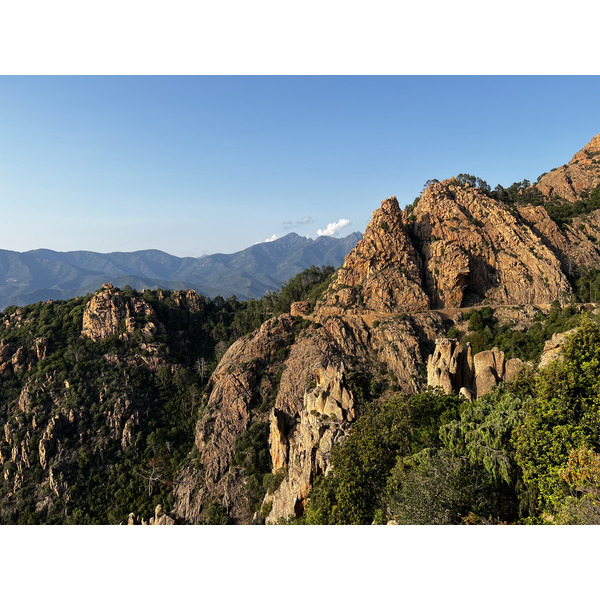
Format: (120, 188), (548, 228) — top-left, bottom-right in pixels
(0, 232), (362, 309)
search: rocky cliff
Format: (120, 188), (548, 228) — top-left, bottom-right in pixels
(82, 283), (166, 342)
(410, 180), (573, 307)
(426, 338), (526, 399)
(319, 197), (430, 314)
(174, 307), (447, 524)
(4, 135), (600, 525)
(0, 285), (214, 524)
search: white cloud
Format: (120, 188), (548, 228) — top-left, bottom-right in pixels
(254, 233), (281, 245)
(317, 218), (351, 237)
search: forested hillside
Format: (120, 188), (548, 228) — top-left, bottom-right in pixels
(0, 267), (334, 523)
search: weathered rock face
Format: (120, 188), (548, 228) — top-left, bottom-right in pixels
(0, 340), (12, 376)
(410, 180), (572, 308)
(290, 301), (310, 317)
(426, 338), (473, 395)
(538, 330), (573, 370)
(536, 134), (600, 203)
(427, 338), (524, 398)
(262, 311), (446, 522)
(319, 197), (430, 314)
(81, 283), (164, 342)
(370, 312), (445, 394)
(174, 304), (446, 523)
(426, 330), (577, 399)
(169, 289), (205, 313)
(39, 415), (61, 470)
(174, 133), (600, 524)
(516, 204), (600, 277)
(0, 337), (44, 377)
(472, 348), (506, 397)
(266, 364), (355, 523)
(127, 504), (176, 525)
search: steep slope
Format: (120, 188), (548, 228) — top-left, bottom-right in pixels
(5, 134), (600, 525)
(319, 197), (430, 314)
(0, 286), (212, 524)
(173, 305), (447, 524)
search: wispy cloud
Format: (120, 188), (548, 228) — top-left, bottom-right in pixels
(317, 218), (351, 237)
(283, 216), (314, 230)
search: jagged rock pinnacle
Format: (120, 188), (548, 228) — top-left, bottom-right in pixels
(318, 196), (430, 314)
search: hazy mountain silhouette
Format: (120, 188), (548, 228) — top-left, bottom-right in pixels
(0, 232), (362, 309)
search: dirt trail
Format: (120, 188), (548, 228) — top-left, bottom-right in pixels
(314, 303), (580, 328)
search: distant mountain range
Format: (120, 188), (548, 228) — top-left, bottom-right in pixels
(0, 232), (362, 309)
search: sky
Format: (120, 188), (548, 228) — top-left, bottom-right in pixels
(1, 75), (600, 257)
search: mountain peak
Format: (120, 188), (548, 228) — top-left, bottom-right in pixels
(536, 133), (600, 202)
(317, 196), (430, 314)
(572, 132), (600, 162)
(379, 195), (402, 215)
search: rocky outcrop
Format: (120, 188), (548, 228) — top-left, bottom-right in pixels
(265, 364), (355, 523)
(536, 134), (600, 203)
(81, 283), (165, 342)
(0, 340), (13, 376)
(427, 339), (524, 398)
(149, 504), (175, 525)
(538, 330), (572, 370)
(319, 197), (429, 314)
(18, 384), (33, 413)
(39, 415), (61, 470)
(174, 314), (300, 523)
(473, 348), (506, 397)
(127, 504), (176, 525)
(290, 301), (310, 317)
(370, 312), (445, 393)
(173, 134), (600, 524)
(516, 204), (600, 277)
(174, 302), (446, 523)
(169, 289), (205, 313)
(426, 330), (578, 399)
(410, 180), (572, 308)
(0, 341), (38, 376)
(426, 338), (473, 395)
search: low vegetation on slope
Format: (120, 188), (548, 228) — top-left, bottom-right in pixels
(451, 302), (584, 361)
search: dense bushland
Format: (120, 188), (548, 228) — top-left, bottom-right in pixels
(300, 320), (600, 525)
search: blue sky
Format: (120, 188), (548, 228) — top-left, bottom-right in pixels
(1, 76), (599, 257)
